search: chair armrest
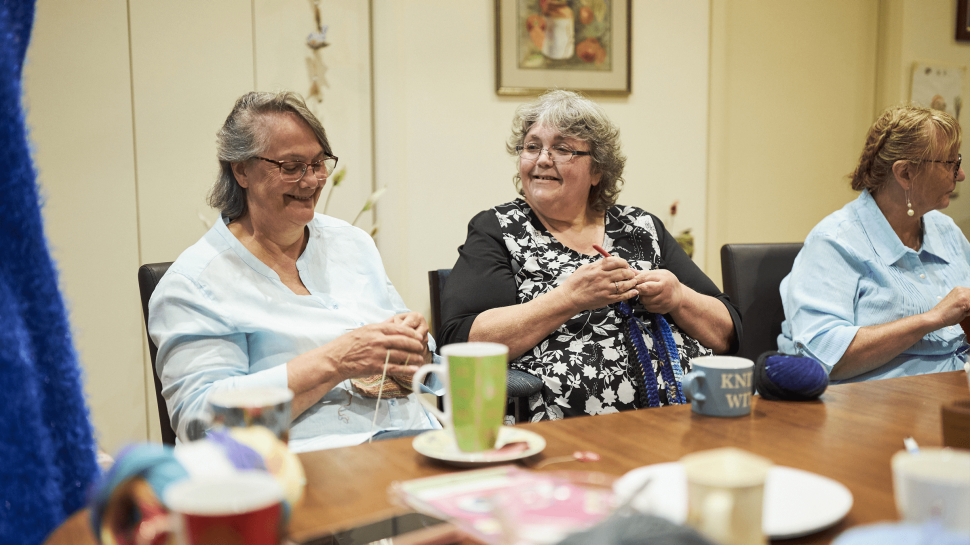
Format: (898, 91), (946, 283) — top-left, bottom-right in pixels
(507, 369), (543, 398)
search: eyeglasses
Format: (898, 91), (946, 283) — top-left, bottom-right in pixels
(257, 155), (338, 183)
(516, 142), (592, 164)
(906, 154), (962, 180)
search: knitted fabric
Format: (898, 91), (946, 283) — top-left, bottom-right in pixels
(617, 301), (687, 407)
(350, 375), (412, 398)
(0, 2), (100, 543)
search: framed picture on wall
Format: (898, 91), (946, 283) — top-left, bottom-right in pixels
(495, 0), (632, 96)
(958, 0), (970, 41)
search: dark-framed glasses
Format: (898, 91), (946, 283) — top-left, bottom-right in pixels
(906, 154), (961, 180)
(257, 155), (338, 183)
(516, 142), (592, 164)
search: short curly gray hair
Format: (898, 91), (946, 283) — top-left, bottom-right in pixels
(507, 89), (626, 212)
(208, 90), (332, 221)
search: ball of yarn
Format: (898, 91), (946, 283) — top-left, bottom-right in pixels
(89, 444), (188, 545)
(754, 351), (828, 401)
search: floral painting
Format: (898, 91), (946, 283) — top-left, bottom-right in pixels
(518, 0), (612, 71)
(496, 0), (630, 96)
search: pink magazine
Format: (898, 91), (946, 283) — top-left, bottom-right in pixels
(390, 465), (615, 544)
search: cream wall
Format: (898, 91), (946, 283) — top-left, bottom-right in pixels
(705, 0), (879, 280)
(24, 0), (145, 452)
(25, 0), (376, 450)
(21, 1), (968, 448)
(374, 0), (713, 321)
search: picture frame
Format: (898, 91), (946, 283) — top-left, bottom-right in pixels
(958, 0), (970, 42)
(495, 0), (632, 96)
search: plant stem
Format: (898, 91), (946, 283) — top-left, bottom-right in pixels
(322, 184), (335, 215)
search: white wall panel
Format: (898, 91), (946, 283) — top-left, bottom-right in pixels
(254, 0), (375, 233)
(706, 0), (878, 280)
(25, 0), (145, 452)
(372, 0), (712, 319)
(129, 0), (256, 266)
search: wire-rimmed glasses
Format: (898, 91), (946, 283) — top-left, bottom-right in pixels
(257, 155), (339, 183)
(905, 154), (962, 181)
(516, 142), (592, 164)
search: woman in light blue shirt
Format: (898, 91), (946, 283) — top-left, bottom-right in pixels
(149, 91), (439, 451)
(779, 105), (969, 383)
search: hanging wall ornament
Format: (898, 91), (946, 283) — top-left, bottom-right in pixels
(305, 1), (329, 104)
(306, 1), (330, 50)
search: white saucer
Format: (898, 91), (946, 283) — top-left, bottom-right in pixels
(613, 462), (853, 539)
(412, 427), (546, 467)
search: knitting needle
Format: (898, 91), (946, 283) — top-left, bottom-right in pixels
(367, 351), (410, 443)
(592, 244), (611, 258)
(367, 350), (393, 443)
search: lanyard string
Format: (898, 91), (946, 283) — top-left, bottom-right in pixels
(617, 300), (686, 407)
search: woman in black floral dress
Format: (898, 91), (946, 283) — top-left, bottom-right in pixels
(439, 90), (741, 423)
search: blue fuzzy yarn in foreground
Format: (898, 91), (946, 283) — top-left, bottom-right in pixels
(0, 1), (100, 543)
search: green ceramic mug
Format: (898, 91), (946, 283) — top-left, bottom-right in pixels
(412, 342), (508, 452)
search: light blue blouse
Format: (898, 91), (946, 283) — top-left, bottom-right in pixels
(149, 214), (440, 452)
(778, 190), (970, 383)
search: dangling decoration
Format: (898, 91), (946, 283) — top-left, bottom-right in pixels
(305, 0), (329, 104)
(306, 0), (330, 50)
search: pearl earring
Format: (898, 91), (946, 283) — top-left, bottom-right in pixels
(906, 190), (914, 217)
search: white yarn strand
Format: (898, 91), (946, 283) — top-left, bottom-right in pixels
(367, 350), (392, 443)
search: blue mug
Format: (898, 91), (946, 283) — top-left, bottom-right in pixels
(682, 356), (754, 417)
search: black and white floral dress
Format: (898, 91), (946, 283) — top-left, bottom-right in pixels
(439, 199), (741, 423)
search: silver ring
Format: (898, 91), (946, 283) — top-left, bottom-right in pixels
(613, 281), (619, 295)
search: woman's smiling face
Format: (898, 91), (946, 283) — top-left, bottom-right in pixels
(236, 112), (326, 232)
(519, 124), (600, 219)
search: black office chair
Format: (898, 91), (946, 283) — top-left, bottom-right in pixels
(428, 269), (543, 423)
(720, 243), (803, 362)
(137, 261), (176, 445)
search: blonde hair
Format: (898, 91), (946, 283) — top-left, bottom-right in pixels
(850, 105), (961, 194)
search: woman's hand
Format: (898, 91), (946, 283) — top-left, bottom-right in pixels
(635, 269), (685, 314)
(286, 318), (429, 420)
(387, 311), (433, 363)
(928, 287), (970, 329)
(560, 256), (639, 313)
(833, 286), (970, 381)
(326, 320), (428, 380)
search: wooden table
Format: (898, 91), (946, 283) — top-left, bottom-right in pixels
(44, 371), (969, 545)
(288, 371), (970, 544)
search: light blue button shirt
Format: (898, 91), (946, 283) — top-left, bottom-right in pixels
(778, 190), (970, 383)
(148, 214), (440, 452)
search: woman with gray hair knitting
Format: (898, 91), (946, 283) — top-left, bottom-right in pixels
(779, 105), (969, 383)
(149, 90), (439, 451)
(439, 90), (740, 422)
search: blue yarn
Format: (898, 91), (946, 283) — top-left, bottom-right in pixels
(755, 353), (828, 401)
(766, 356), (827, 392)
(0, 2), (99, 543)
(617, 301), (686, 407)
(646, 315), (687, 404)
(89, 444), (189, 536)
(622, 309), (661, 407)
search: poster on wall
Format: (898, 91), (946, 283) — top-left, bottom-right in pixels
(495, 0), (631, 96)
(910, 62), (964, 120)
